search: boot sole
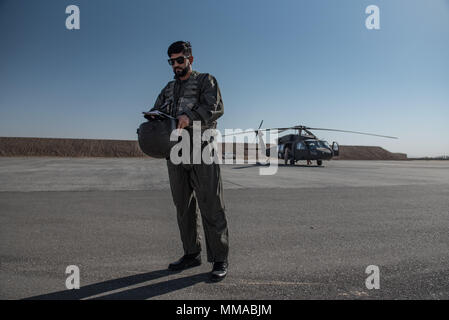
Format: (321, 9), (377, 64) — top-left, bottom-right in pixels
(210, 273), (227, 282)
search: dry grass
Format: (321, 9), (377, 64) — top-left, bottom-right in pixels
(0, 137), (145, 157)
(0, 137), (406, 160)
(334, 145), (407, 160)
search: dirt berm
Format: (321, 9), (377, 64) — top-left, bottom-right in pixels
(333, 145), (407, 160)
(0, 137), (406, 160)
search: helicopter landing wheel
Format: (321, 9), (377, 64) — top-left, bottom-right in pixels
(317, 160), (322, 166)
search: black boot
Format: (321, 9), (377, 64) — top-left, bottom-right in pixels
(210, 262), (228, 282)
(168, 253), (201, 271)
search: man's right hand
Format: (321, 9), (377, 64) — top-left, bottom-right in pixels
(177, 114), (191, 129)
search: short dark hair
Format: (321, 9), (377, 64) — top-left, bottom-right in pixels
(167, 41), (192, 57)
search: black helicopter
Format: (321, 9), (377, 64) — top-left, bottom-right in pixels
(224, 121), (398, 166)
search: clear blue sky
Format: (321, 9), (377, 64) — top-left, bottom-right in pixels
(0, 0), (448, 157)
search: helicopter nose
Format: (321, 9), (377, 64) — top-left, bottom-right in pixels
(319, 149), (332, 159)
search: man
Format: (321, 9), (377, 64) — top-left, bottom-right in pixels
(150, 41), (229, 282)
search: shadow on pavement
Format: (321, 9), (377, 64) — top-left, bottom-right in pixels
(232, 163), (323, 169)
(24, 269), (210, 300)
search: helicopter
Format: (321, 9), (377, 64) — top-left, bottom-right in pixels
(223, 121), (398, 166)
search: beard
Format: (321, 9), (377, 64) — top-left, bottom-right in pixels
(174, 65), (189, 78)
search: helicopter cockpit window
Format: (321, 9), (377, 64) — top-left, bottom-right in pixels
(317, 141), (330, 148)
(306, 141), (317, 149)
(296, 142), (306, 150)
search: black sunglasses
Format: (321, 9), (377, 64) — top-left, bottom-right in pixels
(168, 56), (189, 66)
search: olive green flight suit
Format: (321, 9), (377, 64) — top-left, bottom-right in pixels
(151, 71), (229, 263)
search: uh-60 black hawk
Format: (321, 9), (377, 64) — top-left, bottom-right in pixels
(224, 121), (398, 166)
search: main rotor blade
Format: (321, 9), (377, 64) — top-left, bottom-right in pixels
(221, 129), (258, 137)
(222, 125), (397, 139)
(221, 127), (289, 137)
(305, 127), (398, 139)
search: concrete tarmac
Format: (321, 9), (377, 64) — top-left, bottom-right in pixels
(0, 158), (448, 299)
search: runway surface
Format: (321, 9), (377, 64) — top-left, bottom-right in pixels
(1, 157), (448, 299)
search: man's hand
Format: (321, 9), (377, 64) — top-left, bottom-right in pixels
(177, 114), (191, 129)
